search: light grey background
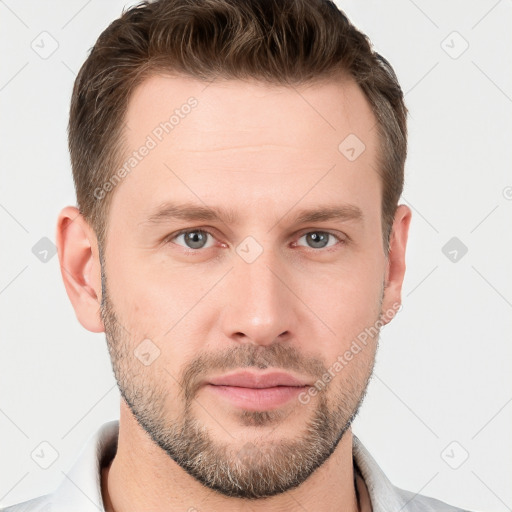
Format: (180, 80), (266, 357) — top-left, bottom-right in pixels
(1, 1), (511, 510)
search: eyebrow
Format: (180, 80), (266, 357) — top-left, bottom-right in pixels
(142, 200), (363, 227)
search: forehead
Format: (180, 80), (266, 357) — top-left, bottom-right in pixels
(111, 73), (380, 226)
(124, 73), (376, 154)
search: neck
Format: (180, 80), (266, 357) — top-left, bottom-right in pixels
(101, 402), (359, 512)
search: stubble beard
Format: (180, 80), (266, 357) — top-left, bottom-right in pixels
(99, 258), (378, 499)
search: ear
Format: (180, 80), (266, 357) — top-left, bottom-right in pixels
(56, 206), (104, 333)
(380, 204), (412, 325)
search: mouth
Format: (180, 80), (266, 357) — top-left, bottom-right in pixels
(203, 370), (311, 411)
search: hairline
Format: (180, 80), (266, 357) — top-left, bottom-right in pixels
(94, 70), (392, 256)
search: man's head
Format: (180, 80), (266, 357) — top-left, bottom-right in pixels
(67, 0), (407, 254)
(57, 0), (411, 501)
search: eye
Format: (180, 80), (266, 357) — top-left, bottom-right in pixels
(165, 229), (345, 252)
(169, 229), (215, 250)
(295, 231), (343, 250)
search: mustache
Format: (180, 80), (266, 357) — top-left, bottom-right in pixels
(180, 343), (328, 402)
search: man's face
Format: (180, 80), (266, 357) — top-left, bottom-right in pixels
(99, 74), (398, 498)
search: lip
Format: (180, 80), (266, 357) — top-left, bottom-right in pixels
(207, 370), (310, 388)
(204, 370), (311, 412)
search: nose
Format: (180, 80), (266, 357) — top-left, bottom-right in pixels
(220, 247), (298, 347)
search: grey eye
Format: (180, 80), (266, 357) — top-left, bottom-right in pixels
(297, 232), (338, 249)
(175, 230), (212, 250)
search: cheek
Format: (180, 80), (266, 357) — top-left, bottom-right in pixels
(104, 249), (224, 379)
(303, 260), (385, 361)
(105, 246), (208, 330)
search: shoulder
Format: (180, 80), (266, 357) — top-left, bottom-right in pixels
(0, 420), (118, 512)
(0, 494), (53, 512)
(352, 434), (475, 512)
(393, 485), (473, 512)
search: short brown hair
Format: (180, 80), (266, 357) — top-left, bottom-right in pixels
(69, 0), (407, 252)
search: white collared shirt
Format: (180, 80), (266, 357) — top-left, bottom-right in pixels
(0, 420), (471, 512)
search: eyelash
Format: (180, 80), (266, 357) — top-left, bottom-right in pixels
(164, 228), (347, 253)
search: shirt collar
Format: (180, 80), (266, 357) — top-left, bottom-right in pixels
(48, 420), (408, 512)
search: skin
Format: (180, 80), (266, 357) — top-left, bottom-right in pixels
(56, 74), (411, 512)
